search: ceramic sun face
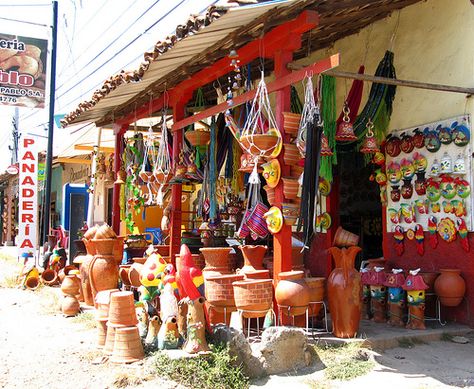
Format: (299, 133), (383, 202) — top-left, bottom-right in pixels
(387, 162), (402, 185)
(412, 152), (427, 173)
(400, 159), (415, 180)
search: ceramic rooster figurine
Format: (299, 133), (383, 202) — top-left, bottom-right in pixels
(163, 264), (180, 299)
(176, 244), (205, 301)
(427, 216), (438, 249)
(457, 218), (469, 252)
(415, 224), (424, 256)
(393, 225), (404, 256)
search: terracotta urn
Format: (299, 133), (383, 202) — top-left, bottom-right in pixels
(275, 270), (311, 316)
(61, 295), (80, 317)
(205, 273), (245, 311)
(233, 279), (273, 318)
(305, 277), (325, 317)
(128, 263), (143, 287)
(88, 254), (119, 302)
(434, 269), (466, 307)
(61, 274), (81, 296)
(58, 265), (77, 283)
(79, 255), (94, 306)
(327, 246), (362, 338)
(239, 245), (266, 274)
(200, 247), (232, 276)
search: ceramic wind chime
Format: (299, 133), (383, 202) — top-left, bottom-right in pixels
(360, 118), (380, 154)
(154, 113), (172, 207)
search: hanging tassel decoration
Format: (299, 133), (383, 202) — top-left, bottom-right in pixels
(209, 117), (218, 221)
(415, 224), (424, 256)
(427, 216), (438, 249)
(320, 75), (337, 182)
(393, 225), (404, 256)
(457, 218), (470, 252)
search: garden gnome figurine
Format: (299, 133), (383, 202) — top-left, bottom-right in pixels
(368, 267), (387, 323)
(384, 269), (406, 327)
(157, 284), (180, 350)
(145, 315), (161, 348)
(403, 269), (428, 330)
(183, 297), (210, 354)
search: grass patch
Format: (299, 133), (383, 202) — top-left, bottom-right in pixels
(397, 337), (427, 348)
(79, 349), (104, 363)
(0, 274), (20, 288)
(149, 344), (249, 389)
(314, 342), (374, 381)
(71, 311), (97, 329)
(113, 372), (146, 388)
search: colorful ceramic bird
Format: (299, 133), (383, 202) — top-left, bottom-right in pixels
(415, 224), (424, 256)
(457, 218), (469, 252)
(176, 244), (205, 301)
(393, 225), (404, 256)
(163, 264), (180, 299)
(427, 216), (438, 248)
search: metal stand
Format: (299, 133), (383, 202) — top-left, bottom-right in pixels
(207, 305), (232, 326)
(308, 301), (330, 336)
(277, 304), (309, 334)
(424, 293), (446, 326)
(237, 308), (276, 341)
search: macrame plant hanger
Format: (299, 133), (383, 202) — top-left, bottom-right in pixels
(153, 92), (171, 207)
(141, 94), (158, 205)
(297, 74), (319, 158)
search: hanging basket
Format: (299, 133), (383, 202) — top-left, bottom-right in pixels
(185, 129), (211, 147)
(240, 134), (280, 158)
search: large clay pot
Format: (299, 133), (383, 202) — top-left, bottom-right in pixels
(275, 270), (311, 316)
(58, 265), (77, 283)
(61, 274), (81, 296)
(239, 245), (266, 274)
(175, 253), (205, 271)
(79, 255), (94, 306)
(327, 246), (362, 338)
(111, 326), (144, 364)
(205, 273), (245, 310)
(233, 279), (273, 318)
(88, 254), (119, 302)
(200, 247), (232, 276)
(305, 277), (325, 317)
(61, 295), (80, 316)
(434, 269), (466, 307)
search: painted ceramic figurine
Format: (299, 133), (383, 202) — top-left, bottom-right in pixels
(384, 269), (406, 327)
(368, 267), (387, 323)
(403, 269), (428, 330)
(183, 297), (210, 354)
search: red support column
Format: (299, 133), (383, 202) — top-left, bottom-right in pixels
(112, 124), (127, 235)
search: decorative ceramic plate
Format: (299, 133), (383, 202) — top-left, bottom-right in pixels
(451, 121), (470, 147)
(385, 134), (401, 157)
(319, 178), (331, 196)
(437, 217), (457, 242)
(264, 206), (283, 234)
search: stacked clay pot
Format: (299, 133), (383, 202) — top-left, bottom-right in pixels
(61, 273), (81, 317)
(205, 273), (245, 324)
(283, 143), (301, 166)
(238, 245), (270, 279)
(233, 278), (273, 318)
(200, 247), (232, 276)
(282, 177), (299, 200)
(95, 289), (119, 349)
(305, 277), (326, 317)
(275, 270), (311, 316)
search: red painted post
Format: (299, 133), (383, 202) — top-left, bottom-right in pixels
(112, 124), (127, 235)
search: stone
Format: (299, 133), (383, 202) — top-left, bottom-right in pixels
(256, 326), (312, 375)
(211, 324), (265, 378)
(451, 336), (470, 344)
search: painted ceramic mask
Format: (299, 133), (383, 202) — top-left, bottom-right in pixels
(453, 154), (466, 174)
(400, 158), (415, 179)
(440, 175), (456, 199)
(440, 152), (453, 174)
(426, 179), (441, 202)
(424, 127), (441, 152)
(390, 186), (401, 202)
(387, 162), (402, 184)
(385, 134), (401, 157)
(451, 121), (470, 146)
(400, 132), (414, 153)
(438, 125), (452, 145)
(412, 152), (427, 173)
(455, 178), (470, 198)
(429, 159), (440, 177)
(401, 179), (413, 199)
(414, 172), (427, 196)
(412, 128), (425, 148)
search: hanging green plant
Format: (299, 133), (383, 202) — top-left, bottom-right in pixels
(320, 74), (337, 182)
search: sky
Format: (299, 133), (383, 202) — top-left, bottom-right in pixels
(0, 0), (218, 170)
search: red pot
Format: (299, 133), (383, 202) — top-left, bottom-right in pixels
(233, 279), (273, 318)
(434, 269), (466, 307)
(275, 271), (310, 316)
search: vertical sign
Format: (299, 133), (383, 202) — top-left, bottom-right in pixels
(18, 136), (38, 257)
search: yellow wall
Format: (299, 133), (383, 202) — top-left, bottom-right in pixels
(294, 0), (474, 130)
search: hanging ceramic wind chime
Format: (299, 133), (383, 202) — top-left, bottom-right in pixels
(153, 112), (172, 207)
(335, 101), (358, 142)
(360, 118), (380, 154)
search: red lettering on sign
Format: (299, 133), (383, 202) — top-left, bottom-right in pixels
(22, 151), (35, 161)
(22, 164), (34, 173)
(23, 138), (34, 147)
(20, 239), (33, 248)
(22, 188), (34, 198)
(21, 214), (33, 223)
(21, 176), (34, 185)
(22, 201), (33, 210)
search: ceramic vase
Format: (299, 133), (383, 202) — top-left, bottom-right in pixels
(275, 271), (311, 316)
(88, 254), (119, 302)
(239, 245), (266, 274)
(61, 274), (81, 296)
(305, 277), (325, 317)
(200, 247), (232, 276)
(327, 246), (362, 338)
(434, 269), (466, 307)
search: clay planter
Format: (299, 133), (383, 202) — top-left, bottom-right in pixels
(110, 326), (145, 364)
(200, 247), (232, 276)
(88, 254), (119, 301)
(61, 295), (80, 317)
(275, 271), (311, 316)
(233, 279), (273, 318)
(434, 269), (466, 307)
(205, 273), (245, 310)
(185, 129), (211, 146)
(333, 226), (360, 248)
(154, 245), (170, 256)
(240, 134), (280, 158)
(119, 265), (132, 289)
(244, 269), (271, 279)
(264, 185), (276, 205)
(327, 246), (362, 338)
(104, 324), (116, 355)
(283, 143), (301, 166)
(128, 263), (143, 287)
(283, 112), (301, 136)
(25, 275), (40, 289)
(61, 274), (81, 296)
(58, 265), (77, 283)
(290, 165), (304, 179)
(282, 203), (299, 226)
(41, 268), (59, 286)
(175, 253), (205, 271)
(107, 291), (138, 327)
(282, 177), (299, 200)
(95, 289), (120, 320)
(97, 319), (108, 348)
(239, 245), (266, 273)
(305, 277), (325, 317)
(80, 255), (94, 306)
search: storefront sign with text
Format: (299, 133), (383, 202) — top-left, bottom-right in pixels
(18, 136), (38, 257)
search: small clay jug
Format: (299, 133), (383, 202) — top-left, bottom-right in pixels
(61, 274), (81, 296)
(61, 295), (80, 316)
(434, 269), (466, 307)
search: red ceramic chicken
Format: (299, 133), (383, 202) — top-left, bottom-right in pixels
(176, 244), (205, 301)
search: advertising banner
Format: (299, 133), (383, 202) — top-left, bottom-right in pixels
(0, 33), (48, 108)
(18, 136), (38, 257)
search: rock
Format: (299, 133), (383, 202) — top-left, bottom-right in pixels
(256, 326), (311, 375)
(211, 325), (265, 378)
(451, 336), (469, 344)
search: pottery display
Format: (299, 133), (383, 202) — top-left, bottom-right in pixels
(61, 295), (80, 317)
(239, 245), (266, 274)
(275, 271), (310, 316)
(183, 297), (210, 354)
(110, 326), (145, 363)
(305, 277), (325, 317)
(282, 177), (299, 200)
(327, 246), (362, 338)
(205, 273), (245, 312)
(107, 291), (138, 327)
(200, 247), (232, 276)
(434, 269), (466, 307)
(233, 279), (273, 318)
(283, 143), (300, 166)
(61, 274), (81, 296)
(88, 253), (119, 301)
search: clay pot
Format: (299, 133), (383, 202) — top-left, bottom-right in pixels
(107, 291), (138, 327)
(290, 165), (304, 179)
(434, 269), (466, 307)
(61, 295), (80, 316)
(41, 268), (59, 286)
(88, 254), (119, 301)
(239, 134), (280, 158)
(97, 319), (107, 348)
(305, 277), (325, 317)
(128, 263), (143, 287)
(205, 273), (245, 310)
(283, 112), (301, 136)
(333, 226), (359, 248)
(87, 238), (124, 262)
(244, 269), (271, 279)
(175, 253), (205, 271)
(119, 265), (132, 289)
(95, 289), (120, 320)
(327, 246), (362, 338)
(239, 245), (266, 273)
(282, 177), (299, 200)
(104, 324), (116, 355)
(111, 326), (145, 363)
(58, 265), (77, 283)
(275, 271), (310, 316)
(283, 143), (300, 166)
(185, 129), (211, 146)
(233, 279), (273, 318)
(25, 275), (40, 290)
(282, 203), (299, 226)
(200, 247), (232, 276)
(264, 185), (275, 206)
(79, 255), (94, 306)
(61, 274), (81, 296)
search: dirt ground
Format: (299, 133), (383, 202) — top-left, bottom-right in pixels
(1, 249), (474, 389)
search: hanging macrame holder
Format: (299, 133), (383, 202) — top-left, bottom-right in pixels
(153, 114), (172, 207)
(239, 72), (281, 159)
(141, 125), (158, 206)
(297, 75), (320, 158)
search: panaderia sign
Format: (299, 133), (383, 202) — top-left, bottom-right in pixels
(0, 34), (48, 108)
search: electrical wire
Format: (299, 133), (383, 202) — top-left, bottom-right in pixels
(0, 16), (48, 27)
(0, 3), (50, 6)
